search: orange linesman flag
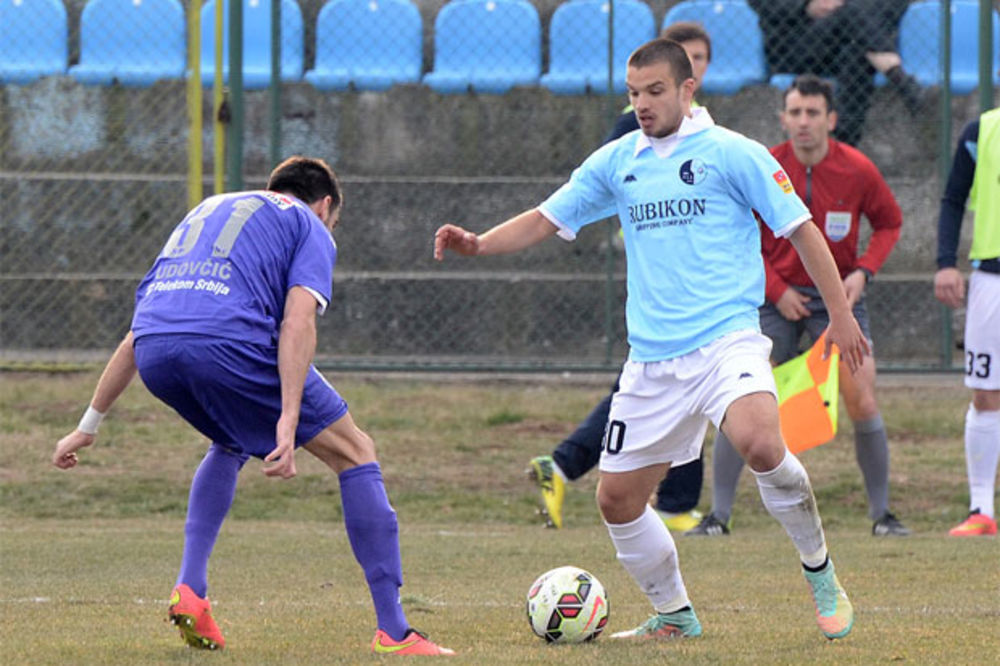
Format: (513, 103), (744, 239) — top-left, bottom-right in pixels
(773, 331), (839, 454)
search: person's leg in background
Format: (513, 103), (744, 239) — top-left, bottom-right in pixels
(653, 452), (704, 531)
(528, 380), (619, 528)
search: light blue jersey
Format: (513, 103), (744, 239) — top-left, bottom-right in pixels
(540, 115), (810, 361)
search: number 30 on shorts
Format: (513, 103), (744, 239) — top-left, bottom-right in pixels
(604, 420), (626, 455)
(966, 351), (991, 379)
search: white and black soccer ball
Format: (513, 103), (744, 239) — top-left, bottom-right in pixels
(526, 566), (609, 643)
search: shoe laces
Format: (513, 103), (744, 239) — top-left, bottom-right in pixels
(808, 569), (840, 610)
(879, 512), (902, 527)
(640, 611), (689, 634)
(533, 459), (554, 489)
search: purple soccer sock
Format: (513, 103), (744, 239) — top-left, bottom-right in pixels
(176, 443), (246, 598)
(339, 462), (408, 640)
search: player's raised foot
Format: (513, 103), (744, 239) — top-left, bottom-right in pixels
(168, 584), (225, 650)
(872, 511), (911, 537)
(526, 455), (565, 529)
(371, 628), (455, 656)
(684, 512), (730, 536)
(948, 509), (998, 537)
(656, 509), (702, 532)
(609, 607), (702, 640)
(803, 560), (853, 640)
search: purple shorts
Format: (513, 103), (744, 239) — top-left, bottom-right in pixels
(134, 334), (348, 459)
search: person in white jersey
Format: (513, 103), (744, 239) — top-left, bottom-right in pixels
(434, 38), (868, 642)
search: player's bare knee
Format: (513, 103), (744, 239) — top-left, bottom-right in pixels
(731, 429), (785, 473)
(595, 482), (645, 524)
(845, 394), (879, 422)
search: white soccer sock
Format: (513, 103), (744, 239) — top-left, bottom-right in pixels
(965, 405), (1000, 519)
(753, 452), (828, 568)
(606, 505), (690, 614)
(551, 459), (568, 483)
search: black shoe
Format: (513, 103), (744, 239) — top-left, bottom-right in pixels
(872, 511), (911, 537)
(684, 512), (730, 536)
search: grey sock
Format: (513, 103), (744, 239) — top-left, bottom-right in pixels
(711, 430), (744, 524)
(854, 415), (891, 520)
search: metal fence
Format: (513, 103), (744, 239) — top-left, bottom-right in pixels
(1, 0), (998, 371)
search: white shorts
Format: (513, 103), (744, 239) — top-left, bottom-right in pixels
(964, 270), (1000, 390)
(599, 330), (777, 474)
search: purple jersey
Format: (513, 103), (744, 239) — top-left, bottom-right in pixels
(132, 191), (336, 346)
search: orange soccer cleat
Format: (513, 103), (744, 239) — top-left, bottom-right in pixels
(371, 628), (455, 656)
(168, 584), (225, 650)
(948, 510), (998, 537)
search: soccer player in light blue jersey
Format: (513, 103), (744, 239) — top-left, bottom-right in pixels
(435, 38), (868, 642)
(53, 157), (454, 657)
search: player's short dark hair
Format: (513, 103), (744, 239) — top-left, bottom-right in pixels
(784, 74), (836, 113)
(661, 21), (711, 62)
(266, 156), (342, 208)
(628, 38), (694, 85)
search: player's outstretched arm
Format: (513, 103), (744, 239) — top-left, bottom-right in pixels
(434, 209), (558, 261)
(787, 221), (870, 373)
(52, 332), (138, 469)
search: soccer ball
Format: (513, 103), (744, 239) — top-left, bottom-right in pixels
(526, 566), (609, 643)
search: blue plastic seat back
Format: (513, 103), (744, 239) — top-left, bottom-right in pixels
(663, 0), (766, 94)
(200, 0), (304, 88)
(541, 0), (655, 95)
(423, 0), (541, 94)
(306, 0), (422, 91)
(70, 0), (185, 86)
(0, 0), (68, 84)
(898, 0), (1000, 95)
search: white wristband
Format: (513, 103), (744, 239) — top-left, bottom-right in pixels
(77, 406), (105, 435)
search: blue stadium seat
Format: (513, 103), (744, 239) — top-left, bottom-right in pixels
(0, 0), (68, 84)
(423, 0), (541, 94)
(200, 0), (304, 88)
(896, 0), (1000, 95)
(541, 0), (655, 95)
(69, 0), (185, 86)
(663, 0), (766, 94)
(305, 0), (422, 91)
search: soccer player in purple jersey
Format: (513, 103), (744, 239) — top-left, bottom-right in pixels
(52, 157), (454, 657)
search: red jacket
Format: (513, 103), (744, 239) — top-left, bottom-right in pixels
(761, 139), (902, 304)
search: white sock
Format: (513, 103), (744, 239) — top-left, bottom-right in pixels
(551, 459), (568, 483)
(753, 452), (828, 568)
(606, 505), (690, 613)
(965, 405), (1000, 519)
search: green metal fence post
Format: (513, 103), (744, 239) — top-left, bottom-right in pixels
(226, 0), (244, 191)
(269, 0), (282, 169)
(979, 0), (995, 112)
(938, 0), (954, 370)
(603, 1), (618, 368)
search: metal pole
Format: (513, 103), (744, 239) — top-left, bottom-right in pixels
(226, 0), (244, 191)
(978, 0), (995, 112)
(213, 0), (225, 193)
(604, 1), (617, 366)
(269, 0), (282, 169)
(186, 1), (203, 208)
(938, 0), (954, 369)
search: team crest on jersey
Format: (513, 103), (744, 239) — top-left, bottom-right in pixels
(259, 191), (295, 209)
(772, 169), (794, 194)
(679, 158), (707, 185)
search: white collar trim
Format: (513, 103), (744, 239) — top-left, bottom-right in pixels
(633, 106), (715, 158)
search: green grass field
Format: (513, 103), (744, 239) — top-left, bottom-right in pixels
(1, 371), (997, 664)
